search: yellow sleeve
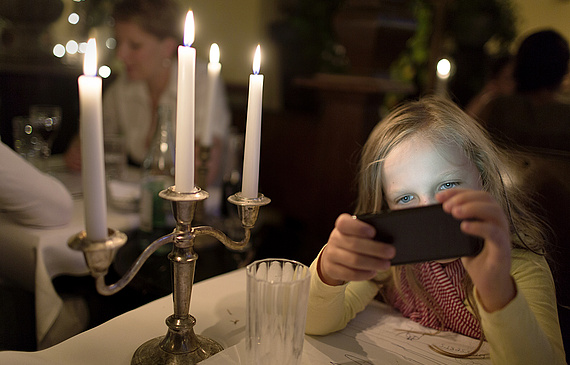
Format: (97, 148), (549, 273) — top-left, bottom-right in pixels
(305, 246), (379, 335)
(476, 249), (566, 364)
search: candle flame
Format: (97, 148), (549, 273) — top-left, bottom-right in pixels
(183, 11), (195, 47)
(209, 43), (220, 64)
(83, 38), (97, 76)
(253, 44), (261, 75)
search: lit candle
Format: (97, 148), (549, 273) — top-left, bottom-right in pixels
(241, 45), (263, 198)
(202, 43), (221, 147)
(78, 38), (107, 241)
(175, 10), (196, 192)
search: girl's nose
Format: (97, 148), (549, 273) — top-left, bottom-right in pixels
(419, 195), (438, 207)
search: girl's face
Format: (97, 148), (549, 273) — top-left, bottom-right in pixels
(115, 21), (172, 81)
(381, 135), (482, 211)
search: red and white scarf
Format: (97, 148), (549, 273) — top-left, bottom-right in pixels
(386, 259), (482, 339)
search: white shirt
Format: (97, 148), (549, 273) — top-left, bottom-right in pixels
(0, 141), (73, 227)
(102, 58), (231, 165)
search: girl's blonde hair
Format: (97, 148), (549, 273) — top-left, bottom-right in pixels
(358, 96), (547, 356)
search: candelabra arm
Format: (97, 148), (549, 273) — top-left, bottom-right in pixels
(95, 232), (175, 296)
(69, 230), (174, 296)
(192, 225), (251, 251)
(189, 191), (270, 251)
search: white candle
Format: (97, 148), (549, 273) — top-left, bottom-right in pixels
(202, 43), (221, 147)
(175, 11), (196, 192)
(78, 38), (107, 241)
(241, 45), (264, 198)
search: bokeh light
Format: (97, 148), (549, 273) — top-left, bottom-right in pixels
(53, 44), (66, 58)
(99, 65), (112, 79)
(79, 42), (88, 54)
(68, 13), (80, 25)
(106, 38), (116, 50)
(436, 58), (452, 79)
(66, 40), (79, 55)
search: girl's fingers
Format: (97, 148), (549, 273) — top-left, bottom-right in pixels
(320, 243), (385, 284)
(325, 238), (393, 271)
(319, 214), (397, 284)
(335, 213), (376, 238)
(460, 219), (510, 249)
(438, 189), (493, 210)
(437, 189), (511, 258)
(332, 214), (396, 259)
(438, 190), (508, 228)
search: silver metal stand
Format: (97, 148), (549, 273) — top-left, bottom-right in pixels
(68, 186), (270, 364)
(195, 145), (211, 222)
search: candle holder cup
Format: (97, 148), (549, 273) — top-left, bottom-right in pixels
(68, 185), (270, 365)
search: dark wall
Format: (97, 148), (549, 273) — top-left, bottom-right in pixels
(0, 61), (81, 154)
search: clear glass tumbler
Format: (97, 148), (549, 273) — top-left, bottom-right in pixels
(246, 258), (311, 365)
(12, 116), (45, 170)
(29, 104), (61, 160)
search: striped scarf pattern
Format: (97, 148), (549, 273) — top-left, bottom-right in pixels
(387, 259), (482, 339)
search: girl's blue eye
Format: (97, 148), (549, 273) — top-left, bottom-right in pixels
(439, 182), (459, 191)
(397, 195), (414, 204)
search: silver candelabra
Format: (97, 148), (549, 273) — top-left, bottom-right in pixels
(68, 183), (270, 364)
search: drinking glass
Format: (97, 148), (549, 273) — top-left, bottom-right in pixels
(29, 104), (62, 160)
(246, 258), (311, 365)
(12, 116), (44, 168)
(104, 134), (127, 181)
(104, 134), (139, 211)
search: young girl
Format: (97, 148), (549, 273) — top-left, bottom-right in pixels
(305, 96), (565, 364)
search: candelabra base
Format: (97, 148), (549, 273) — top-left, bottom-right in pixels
(131, 332), (223, 365)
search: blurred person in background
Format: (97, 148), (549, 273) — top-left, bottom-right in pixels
(465, 54), (515, 119)
(478, 29), (570, 153)
(65, 0), (231, 187)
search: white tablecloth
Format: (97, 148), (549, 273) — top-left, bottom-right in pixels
(0, 269), (245, 365)
(0, 269), (492, 365)
(0, 165), (140, 347)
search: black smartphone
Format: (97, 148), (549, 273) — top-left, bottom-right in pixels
(357, 204), (483, 265)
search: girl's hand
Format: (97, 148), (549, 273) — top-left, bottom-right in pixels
(437, 188), (515, 312)
(318, 213), (396, 286)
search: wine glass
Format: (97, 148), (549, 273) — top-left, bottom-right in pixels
(29, 105), (62, 165)
(12, 116), (43, 162)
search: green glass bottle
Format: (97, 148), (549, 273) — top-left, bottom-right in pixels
(139, 104), (175, 238)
